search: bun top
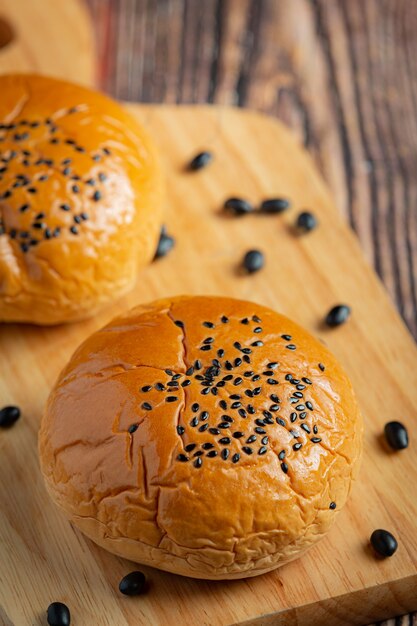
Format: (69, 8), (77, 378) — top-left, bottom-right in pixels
(0, 74), (162, 324)
(40, 296), (362, 579)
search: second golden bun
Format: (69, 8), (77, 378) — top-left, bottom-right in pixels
(40, 296), (362, 579)
(0, 74), (163, 324)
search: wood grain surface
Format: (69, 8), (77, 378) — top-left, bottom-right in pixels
(1, 105), (416, 626)
(85, 0), (417, 345)
(0, 0), (95, 85)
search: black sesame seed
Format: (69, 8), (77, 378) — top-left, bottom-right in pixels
(238, 408), (247, 418)
(306, 401), (314, 411)
(166, 396), (178, 403)
(200, 345), (211, 351)
(201, 388), (210, 395)
(243, 355), (251, 364)
(325, 304), (351, 327)
(217, 349), (225, 358)
(200, 412), (210, 422)
(209, 427), (220, 435)
(141, 385), (152, 392)
(296, 404), (305, 411)
(278, 450), (286, 460)
(47, 602), (71, 626)
(128, 422), (139, 434)
(155, 383), (165, 391)
(303, 377), (312, 385)
(269, 404), (280, 412)
(219, 400), (227, 410)
(0, 406), (21, 428)
(281, 462), (288, 474)
(329, 502), (336, 510)
(299, 412), (307, 419)
(19, 203), (30, 213)
(177, 454), (189, 462)
(311, 437), (322, 443)
(221, 315), (229, 323)
(293, 443), (302, 451)
(207, 450), (218, 457)
(286, 344), (296, 351)
(199, 424), (209, 432)
(290, 412), (297, 423)
(211, 387), (218, 396)
(193, 450), (204, 458)
(203, 321), (215, 328)
(229, 394), (240, 400)
(301, 424), (311, 434)
(242, 446), (253, 455)
(141, 402), (152, 411)
(174, 320), (184, 328)
(185, 366), (194, 376)
(234, 358), (242, 367)
(185, 443), (196, 452)
(370, 529), (398, 558)
(181, 379), (191, 387)
(293, 392), (303, 398)
(191, 403), (200, 413)
(219, 448), (229, 461)
(232, 453), (240, 463)
(218, 422), (230, 429)
(190, 416), (199, 427)
(251, 340), (264, 347)
(202, 442), (214, 450)
(233, 377), (243, 386)
(242, 249), (264, 273)
(233, 431), (244, 439)
(255, 427), (266, 435)
(246, 435), (257, 444)
(276, 418), (286, 427)
(384, 421), (409, 450)
(177, 426), (185, 435)
(224, 197), (254, 215)
(219, 437), (231, 445)
(267, 378), (278, 385)
(313, 425), (318, 434)
(258, 446), (267, 455)
(318, 363), (325, 371)
(194, 457), (203, 468)
(231, 401), (241, 409)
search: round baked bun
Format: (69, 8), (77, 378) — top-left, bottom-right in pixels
(39, 296), (362, 579)
(0, 74), (163, 324)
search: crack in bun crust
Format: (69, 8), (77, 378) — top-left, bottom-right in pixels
(0, 74), (163, 325)
(39, 296), (363, 579)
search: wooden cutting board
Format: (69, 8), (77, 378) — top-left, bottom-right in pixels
(0, 105), (416, 626)
(0, 0), (95, 85)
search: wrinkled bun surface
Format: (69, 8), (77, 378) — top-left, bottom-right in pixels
(0, 74), (163, 324)
(39, 296), (362, 579)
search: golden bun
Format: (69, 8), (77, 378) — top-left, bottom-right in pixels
(0, 74), (163, 324)
(39, 296), (362, 579)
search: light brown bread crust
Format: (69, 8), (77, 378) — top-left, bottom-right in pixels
(0, 74), (163, 324)
(39, 296), (362, 579)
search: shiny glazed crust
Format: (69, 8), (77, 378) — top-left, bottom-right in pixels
(39, 296), (363, 579)
(0, 74), (163, 324)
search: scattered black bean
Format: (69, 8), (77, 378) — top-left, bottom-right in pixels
(370, 529), (398, 558)
(47, 602), (71, 626)
(384, 421), (409, 450)
(325, 304), (351, 327)
(119, 571), (147, 595)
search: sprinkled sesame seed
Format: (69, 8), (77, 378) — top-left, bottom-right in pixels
(281, 462), (288, 474)
(128, 423), (139, 434)
(232, 453), (240, 463)
(318, 363), (325, 371)
(166, 396), (178, 403)
(177, 454), (188, 462)
(242, 446), (253, 455)
(329, 502), (336, 510)
(177, 426), (185, 435)
(206, 450), (217, 457)
(258, 446), (267, 455)
(174, 320), (184, 328)
(194, 457), (203, 468)
(311, 437), (322, 443)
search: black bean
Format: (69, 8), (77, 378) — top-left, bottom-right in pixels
(224, 197), (254, 216)
(384, 421), (409, 450)
(370, 529), (398, 558)
(0, 405), (21, 427)
(296, 211), (318, 232)
(119, 571), (147, 595)
(242, 249), (264, 273)
(154, 227), (175, 259)
(189, 151), (213, 171)
(259, 198), (290, 213)
(325, 304), (351, 327)
(47, 602), (71, 626)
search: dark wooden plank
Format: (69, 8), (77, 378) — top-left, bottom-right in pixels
(83, 3), (417, 620)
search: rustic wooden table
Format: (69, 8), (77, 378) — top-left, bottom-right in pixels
(84, 2), (417, 625)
